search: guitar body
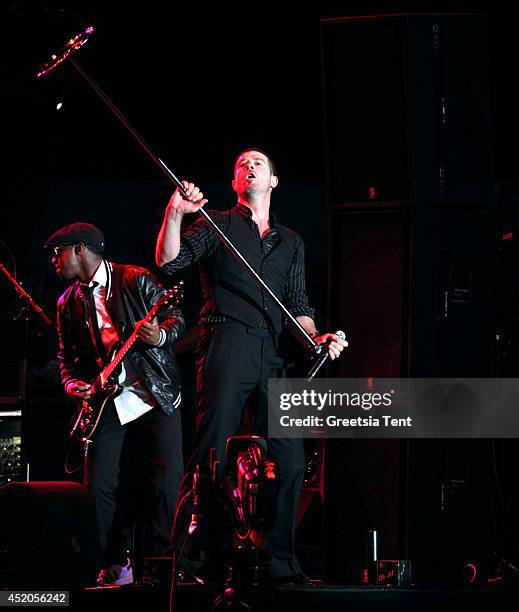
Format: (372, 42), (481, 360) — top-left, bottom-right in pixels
(71, 383), (121, 442)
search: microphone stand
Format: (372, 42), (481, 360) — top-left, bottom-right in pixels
(35, 26), (328, 378)
(0, 264), (54, 329)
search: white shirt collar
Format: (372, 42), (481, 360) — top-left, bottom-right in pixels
(90, 260), (108, 288)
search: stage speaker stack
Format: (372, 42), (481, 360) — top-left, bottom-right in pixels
(320, 14), (496, 585)
(0, 355), (26, 486)
(0, 418), (22, 486)
(0, 481), (100, 589)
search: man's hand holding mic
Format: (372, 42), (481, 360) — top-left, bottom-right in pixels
(313, 331), (348, 359)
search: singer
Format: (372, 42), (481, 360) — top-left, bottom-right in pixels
(156, 148), (347, 585)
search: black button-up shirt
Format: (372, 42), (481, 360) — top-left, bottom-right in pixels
(161, 204), (314, 331)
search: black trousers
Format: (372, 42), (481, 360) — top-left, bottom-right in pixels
(177, 320), (305, 579)
(86, 401), (183, 566)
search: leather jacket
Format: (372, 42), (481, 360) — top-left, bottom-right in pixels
(56, 262), (185, 414)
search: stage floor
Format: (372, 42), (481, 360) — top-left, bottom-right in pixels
(64, 580), (519, 612)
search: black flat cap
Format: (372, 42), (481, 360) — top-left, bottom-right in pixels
(44, 222), (105, 253)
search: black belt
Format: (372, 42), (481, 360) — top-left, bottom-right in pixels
(201, 314), (275, 332)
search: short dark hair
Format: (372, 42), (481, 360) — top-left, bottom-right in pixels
(234, 148), (277, 176)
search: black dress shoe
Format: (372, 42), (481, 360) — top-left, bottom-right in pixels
(270, 572), (313, 586)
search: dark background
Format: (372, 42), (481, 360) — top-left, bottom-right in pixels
(1, 1), (518, 319)
(2, 0), (519, 583)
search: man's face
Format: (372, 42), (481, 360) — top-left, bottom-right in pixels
(50, 244), (80, 280)
(232, 151), (278, 196)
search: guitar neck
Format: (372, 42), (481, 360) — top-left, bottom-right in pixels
(101, 300), (163, 382)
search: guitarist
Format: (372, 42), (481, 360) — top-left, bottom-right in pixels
(45, 222), (185, 587)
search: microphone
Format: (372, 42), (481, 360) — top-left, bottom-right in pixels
(307, 330), (346, 381)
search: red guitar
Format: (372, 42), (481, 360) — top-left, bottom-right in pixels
(69, 286), (181, 443)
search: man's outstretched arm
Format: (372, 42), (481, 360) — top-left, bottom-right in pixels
(155, 181), (208, 267)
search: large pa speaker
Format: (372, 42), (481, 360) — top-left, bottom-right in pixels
(323, 206), (497, 585)
(404, 438), (494, 585)
(321, 14), (496, 586)
(320, 13), (493, 207)
(328, 205), (497, 379)
(0, 481), (100, 589)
